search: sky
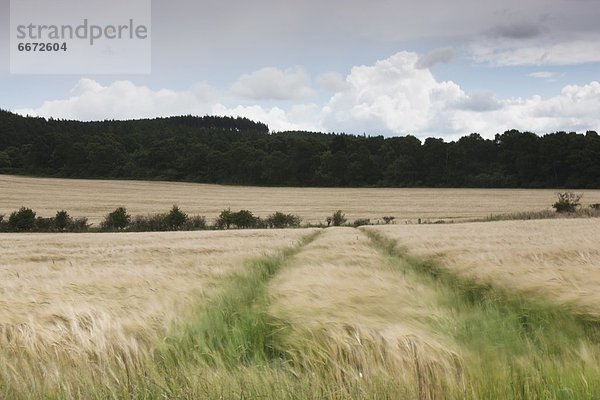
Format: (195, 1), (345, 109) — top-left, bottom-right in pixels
(1, 0), (599, 139)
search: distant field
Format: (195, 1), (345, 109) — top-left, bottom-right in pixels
(2, 175), (600, 225)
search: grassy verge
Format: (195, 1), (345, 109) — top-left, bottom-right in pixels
(158, 231), (321, 369)
(365, 229), (600, 399)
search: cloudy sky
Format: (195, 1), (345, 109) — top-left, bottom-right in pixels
(1, 0), (599, 138)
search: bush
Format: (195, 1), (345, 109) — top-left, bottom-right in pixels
(8, 207), (36, 232)
(553, 192), (582, 213)
(185, 215), (207, 230)
(327, 210), (346, 227)
(165, 205), (188, 231)
(35, 217), (54, 232)
(215, 209), (259, 229)
(101, 207), (131, 230)
(130, 214), (168, 231)
(591, 203), (600, 210)
(231, 210), (258, 229)
(352, 218), (371, 227)
(53, 210), (73, 231)
(215, 208), (234, 229)
(70, 217), (89, 232)
(265, 212), (301, 229)
(383, 216), (395, 224)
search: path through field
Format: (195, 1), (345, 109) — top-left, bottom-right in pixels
(2, 223), (600, 399)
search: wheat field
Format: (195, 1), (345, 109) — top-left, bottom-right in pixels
(3, 174), (600, 225)
(367, 219), (600, 316)
(0, 229), (313, 396)
(3, 175), (600, 398)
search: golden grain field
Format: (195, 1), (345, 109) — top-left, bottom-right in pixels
(0, 228), (313, 394)
(3, 174), (600, 225)
(3, 175), (600, 398)
(367, 218), (600, 316)
(269, 227), (463, 397)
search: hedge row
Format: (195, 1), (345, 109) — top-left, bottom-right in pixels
(0, 206), (303, 233)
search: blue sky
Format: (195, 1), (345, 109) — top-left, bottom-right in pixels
(1, 0), (599, 138)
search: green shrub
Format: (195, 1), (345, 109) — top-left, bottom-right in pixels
(35, 217), (54, 232)
(8, 207), (36, 232)
(328, 210), (346, 227)
(383, 216), (395, 224)
(165, 205), (188, 231)
(216, 208), (234, 229)
(130, 214), (168, 231)
(53, 210), (73, 231)
(591, 203), (600, 210)
(185, 215), (207, 230)
(231, 210), (258, 229)
(70, 217), (89, 232)
(215, 209), (259, 229)
(265, 212), (301, 229)
(101, 207), (131, 230)
(552, 192), (582, 213)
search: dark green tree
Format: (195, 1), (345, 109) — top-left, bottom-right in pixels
(102, 207), (131, 230)
(8, 207), (36, 232)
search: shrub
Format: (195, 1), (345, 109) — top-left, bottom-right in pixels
(8, 207), (36, 232)
(53, 210), (73, 231)
(330, 210), (346, 227)
(35, 217), (54, 232)
(383, 216), (396, 224)
(185, 215), (207, 230)
(591, 203), (600, 210)
(130, 214), (168, 231)
(165, 205), (188, 231)
(215, 208), (234, 229)
(231, 210), (258, 229)
(70, 217), (89, 232)
(265, 212), (301, 229)
(552, 192), (582, 213)
(215, 209), (259, 229)
(352, 218), (371, 227)
(101, 207), (131, 230)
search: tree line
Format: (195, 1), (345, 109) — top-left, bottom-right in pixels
(1, 109), (599, 188)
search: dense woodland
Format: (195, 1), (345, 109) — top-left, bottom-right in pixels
(1, 109), (599, 188)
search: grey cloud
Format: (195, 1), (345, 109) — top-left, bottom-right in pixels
(490, 23), (544, 39)
(416, 47), (456, 69)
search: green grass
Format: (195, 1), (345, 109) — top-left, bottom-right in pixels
(366, 229), (600, 399)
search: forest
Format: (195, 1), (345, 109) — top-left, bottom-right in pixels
(0, 109), (599, 188)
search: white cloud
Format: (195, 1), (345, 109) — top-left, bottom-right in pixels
(316, 72), (349, 93)
(13, 78), (320, 133)
(321, 52), (468, 136)
(12, 53), (600, 139)
(15, 79), (218, 121)
(528, 71), (563, 79)
(230, 66), (316, 100)
(321, 52), (600, 137)
(213, 103), (322, 132)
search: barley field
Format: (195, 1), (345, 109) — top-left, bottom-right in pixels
(3, 175), (600, 398)
(367, 219), (600, 316)
(0, 229), (313, 397)
(3, 174), (600, 225)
